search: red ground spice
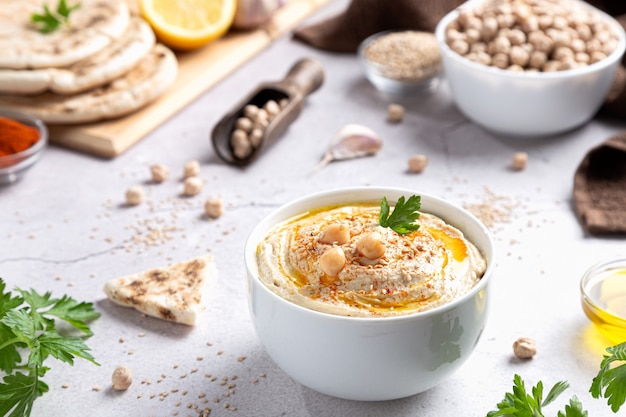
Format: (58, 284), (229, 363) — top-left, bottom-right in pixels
(0, 116), (40, 157)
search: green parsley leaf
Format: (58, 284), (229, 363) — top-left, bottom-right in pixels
(0, 278), (98, 417)
(45, 295), (100, 336)
(31, 0), (80, 34)
(56, 0), (80, 18)
(378, 195), (421, 235)
(0, 372), (46, 417)
(590, 341), (626, 413)
(486, 374), (584, 417)
(557, 396), (587, 417)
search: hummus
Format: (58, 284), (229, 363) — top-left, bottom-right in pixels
(256, 203), (487, 317)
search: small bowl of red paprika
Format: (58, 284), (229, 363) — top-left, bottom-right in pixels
(0, 109), (48, 185)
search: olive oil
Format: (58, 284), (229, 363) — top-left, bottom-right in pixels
(582, 267), (626, 344)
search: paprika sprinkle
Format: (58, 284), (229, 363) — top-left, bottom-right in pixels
(0, 116), (40, 157)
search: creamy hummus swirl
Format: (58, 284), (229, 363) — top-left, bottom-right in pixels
(256, 204), (487, 317)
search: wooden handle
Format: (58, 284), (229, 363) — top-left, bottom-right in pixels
(282, 58), (325, 97)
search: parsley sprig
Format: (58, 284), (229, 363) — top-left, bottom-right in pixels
(378, 195), (421, 234)
(590, 342), (626, 412)
(488, 342), (626, 417)
(486, 374), (585, 417)
(31, 0), (80, 34)
(0, 278), (99, 417)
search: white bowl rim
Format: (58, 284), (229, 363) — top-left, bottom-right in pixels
(434, 0), (626, 80)
(245, 185), (495, 324)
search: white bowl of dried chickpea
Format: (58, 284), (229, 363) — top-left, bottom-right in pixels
(244, 186), (494, 401)
(435, 0), (626, 136)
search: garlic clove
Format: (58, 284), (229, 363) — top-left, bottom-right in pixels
(315, 124), (383, 171)
(232, 0), (285, 30)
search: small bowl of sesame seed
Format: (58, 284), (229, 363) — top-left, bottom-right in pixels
(358, 30), (443, 96)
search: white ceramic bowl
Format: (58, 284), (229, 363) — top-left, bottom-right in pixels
(435, 0), (626, 137)
(245, 186), (494, 401)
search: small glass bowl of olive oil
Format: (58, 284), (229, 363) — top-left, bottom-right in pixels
(581, 258), (626, 344)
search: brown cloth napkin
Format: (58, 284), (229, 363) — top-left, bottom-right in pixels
(574, 133), (626, 234)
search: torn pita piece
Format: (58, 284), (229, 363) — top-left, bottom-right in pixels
(103, 255), (217, 326)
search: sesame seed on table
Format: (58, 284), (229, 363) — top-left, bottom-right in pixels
(1, 0), (625, 416)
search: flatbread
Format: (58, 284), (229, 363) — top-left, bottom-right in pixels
(0, 0), (130, 69)
(0, 17), (155, 95)
(103, 255), (218, 326)
(0, 44), (178, 124)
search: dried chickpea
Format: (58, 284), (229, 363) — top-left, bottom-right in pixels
(235, 117), (253, 133)
(529, 50), (547, 69)
(553, 46), (574, 61)
(112, 366), (133, 390)
(150, 164), (169, 183)
(491, 35), (512, 54)
(513, 337), (537, 359)
(319, 224), (350, 245)
(575, 51), (591, 64)
(542, 60), (562, 72)
(537, 14), (553, 30)
(507, 28), (526, 46)
(481, 16), (499, 40)
(356, 233), (386, 260)
(492, 52), (510, 69)
(125, 186), (144, 206)
(519, 15), (539, 33)
(243, 104), (259, 119)
(263, 100), (281, 117)
(470, 41), (488, 53)
(204, 197), (224, 219)
(183, 160), (200, 178)
(407, 154), (428, 173)
(231, 129), (252, 159)
(511, 151), (528, 171)
(249, 128), (263, 148)
(319, 246), (346, 277)
(387, 103), (405, 123)
(590, 50), (608, 64)
(450, 39), (470, 55)
(510, 45), (530, 66)
(183, 177), (203, 196)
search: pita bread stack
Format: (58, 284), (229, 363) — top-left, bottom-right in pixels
(0, 0), (178, 124)
(103, 255), (218, 326)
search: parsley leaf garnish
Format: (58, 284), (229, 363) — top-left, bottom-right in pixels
(590, 342), (626, 413)
(378, 195), (421, 234)
(486, 374), (586, 417)
(31, 0), (80, 34)
(0, 278), (99, 417)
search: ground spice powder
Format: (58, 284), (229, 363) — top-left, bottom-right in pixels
(0, 116), (40, 157)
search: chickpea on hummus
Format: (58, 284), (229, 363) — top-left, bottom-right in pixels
(256, 203), (487, 317)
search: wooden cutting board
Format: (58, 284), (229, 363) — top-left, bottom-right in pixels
(48, 0), (333, 158)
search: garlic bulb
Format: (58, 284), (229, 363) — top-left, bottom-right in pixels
(315, 124), (383, 171)
(232, 0), (285, 29)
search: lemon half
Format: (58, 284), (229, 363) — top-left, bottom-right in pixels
(139, 0), (236, 50)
